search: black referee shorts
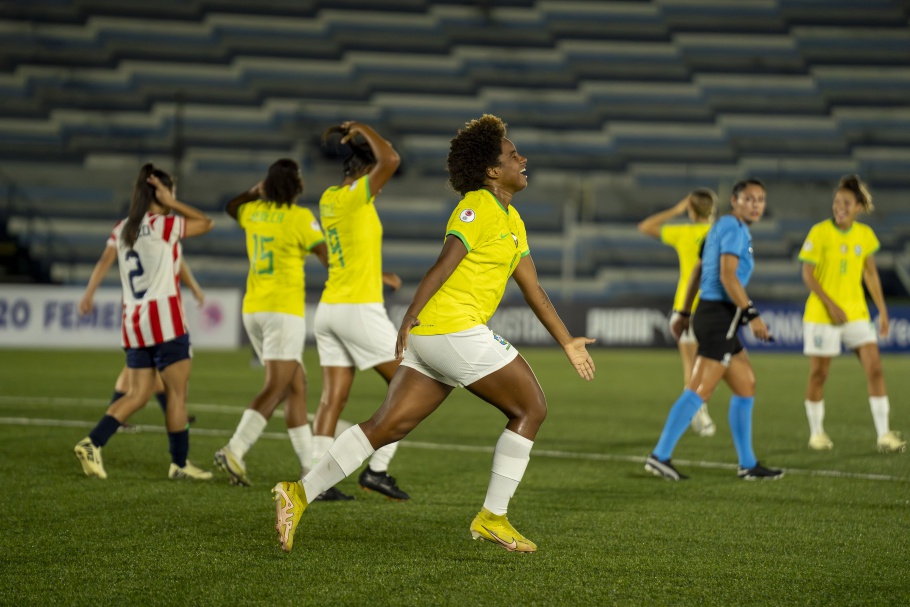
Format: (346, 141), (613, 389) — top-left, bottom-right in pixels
(692, 300), (744, 365)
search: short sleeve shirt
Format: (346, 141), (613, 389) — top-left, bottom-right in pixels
(661, 222), (712, 312)
(800, 219), (880, 324)
(411, 189), (530, 335)
(699, 215), (754, 303)
(238, 201), (325, 316)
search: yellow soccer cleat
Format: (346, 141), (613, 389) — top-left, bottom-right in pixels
(273, 480), (307, 552)
(470, 508), (537, 553)
(214, 447), (252, 486)
(877, 431), (907, 453)
(74, 437), (107, 479)
(168, 461), (213, 480)
(808, 432), (834, 450)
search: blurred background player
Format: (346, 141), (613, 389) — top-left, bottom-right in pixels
(646, 179), (782, 481)
(799, 175), (906, 453)
(638, 189), (718, 437)
(214, 159), (328, 486)
(311, 120), (408, 501)
(74, 164), (215, 480)
(271, 114), (596, 553)
(81, 256), (205, 431)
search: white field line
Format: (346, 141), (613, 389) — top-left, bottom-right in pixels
(0, 398), (906, 484)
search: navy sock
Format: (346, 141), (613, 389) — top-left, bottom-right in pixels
(155, 392), (167, 413)
(729, 395), (757, 468)
(653, 389), (703, 461)
(168, 430), (189, 468)
(110, 390), (125, 405)
(89, 415), (122, 447)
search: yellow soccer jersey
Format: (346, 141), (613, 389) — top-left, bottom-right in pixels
(661, 222), (711, 312)
(238, 201), (325, 316)
(799, 219), (880, 324)
(412, 189), (530, 336)
(319, 176), (385, 304)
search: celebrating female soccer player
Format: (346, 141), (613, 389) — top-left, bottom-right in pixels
(272, 114), (595, 553)
(311, 121), (408, 501)
(214, 159), (328, 486)
(74, 164), (214, 479)
(638, 189), (718, 437)
(645, 179), (782, 481)
(799, 175), (905, 453)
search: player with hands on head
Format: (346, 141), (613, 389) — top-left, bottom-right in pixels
(798, 174), (905, 453)
(74, 163), (215, 480)
(214, 159), (329, 486)
(638, 189), (718, 437)
(272, 114), (595, 554)
(647, 178), (782, 482)
(311, 120), (409, 502)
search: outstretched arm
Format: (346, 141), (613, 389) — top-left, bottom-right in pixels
(637, 196), (691, 239)
(511, 255), (595, 381)
(396, 235), (467, 358)
(340, 121), (400, 194)
(79, 246), (118, 316)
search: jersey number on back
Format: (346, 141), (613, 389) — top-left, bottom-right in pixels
(252, 234), (274, 275)
(327, 227), (345, 268)
(125, 250), (148, 299)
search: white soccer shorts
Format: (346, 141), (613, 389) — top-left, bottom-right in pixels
(243, 312), (305, 363)
(803, 320), (877, 357)
(401, 324), (519, 388)
(314, 303), (397, 370)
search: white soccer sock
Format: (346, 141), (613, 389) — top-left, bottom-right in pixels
(227, 409), (267, 459)
(804, 399), (826, 436)
(482, 429), (534, 516)
(302, 425), (375, 504)
(869, 395), (890, 439)
(368, 441), (399, 473)
(287, 424), (313, 475)
(310, 435), (334, 469)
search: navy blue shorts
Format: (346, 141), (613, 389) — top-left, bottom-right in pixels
(125, 334), (192, 372)
(692, 301), (744, 365)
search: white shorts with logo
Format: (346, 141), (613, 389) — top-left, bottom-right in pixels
(243, 312), (305, 363)
(314, 303), (397, 370)
(803, 320), (877, 357)
(401, 324), (519, 388)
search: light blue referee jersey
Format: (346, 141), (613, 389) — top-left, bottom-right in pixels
(699, 215), (754, 303)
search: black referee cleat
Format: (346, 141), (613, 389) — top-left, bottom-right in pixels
(359, 467), (410, 501)
(737, 462), (784, 480)
(645, 454), (689, 481)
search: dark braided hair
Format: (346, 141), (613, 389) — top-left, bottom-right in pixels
(446, 115), (507, 196)
(261, 158), (304, 207)
(123, 163), (174, 249)
(322, 126), (376, 178)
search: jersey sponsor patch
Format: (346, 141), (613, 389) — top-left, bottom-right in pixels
(311, 219), (322, 232)
(803, 240), (813, 252)
(459, 209), (476, 223)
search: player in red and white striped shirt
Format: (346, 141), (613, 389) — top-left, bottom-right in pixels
(75, 163), (214, 480)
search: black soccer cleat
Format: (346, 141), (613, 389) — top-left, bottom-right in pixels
(737, 462), (784, 481)
(358, 467), (410, 501)
(644, 454), (689, 481)
(313, 486), (355, 501)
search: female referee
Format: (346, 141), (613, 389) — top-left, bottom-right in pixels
(272, 114), (596, 553)
(645, 178), (783, 481)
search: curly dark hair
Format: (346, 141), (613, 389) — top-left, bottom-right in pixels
(261, 158), (303, 206)
(446, 114), (507, 196)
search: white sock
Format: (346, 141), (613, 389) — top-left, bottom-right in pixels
(805, 399), (825, 436)
(302, 425), (374, 504)
(482, 429), (534, 516)
(287, 424), (313, 475)
(368, 441), (399, 473)
(869, 395), (890, 439)
(311, 435), (334, 469)
(227, 409), (267, 459)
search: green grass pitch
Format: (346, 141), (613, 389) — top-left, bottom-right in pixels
(1, 347), (908, 606)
